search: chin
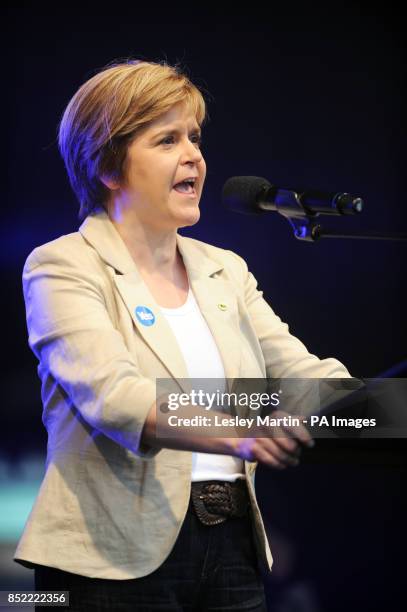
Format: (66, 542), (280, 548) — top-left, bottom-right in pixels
(177, 209), (201, 228)
(173, 203), (201, 228)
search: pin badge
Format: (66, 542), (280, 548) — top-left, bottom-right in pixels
(218, 303), (228, 311)
(135, 305), (155, 326)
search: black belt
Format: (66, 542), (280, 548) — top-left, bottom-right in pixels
(190, 479), (250, 526)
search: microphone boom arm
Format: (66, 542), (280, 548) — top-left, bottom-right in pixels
(258, 188), (407, 242)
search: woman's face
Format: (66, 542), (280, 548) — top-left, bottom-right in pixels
(111, 102), (206, 232)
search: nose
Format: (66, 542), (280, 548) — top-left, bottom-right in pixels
(180, 137), (204, 165)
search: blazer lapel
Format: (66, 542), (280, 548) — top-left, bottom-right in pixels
(113, 271), (191, 385)
(177, 235), (242, 389)
(79, 211), (191, 388)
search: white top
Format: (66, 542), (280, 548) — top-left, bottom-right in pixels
(160, 289), (245, 482)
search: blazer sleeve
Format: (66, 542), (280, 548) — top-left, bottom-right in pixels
(22, 244), (159, 459)
(227, 250), (351, 379)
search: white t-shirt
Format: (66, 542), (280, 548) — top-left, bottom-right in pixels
(160, 289), (245, 482)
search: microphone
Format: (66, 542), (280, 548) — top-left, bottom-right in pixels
(222, 176), (364, 218)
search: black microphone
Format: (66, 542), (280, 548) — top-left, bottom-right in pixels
(222, 176), (364, 218)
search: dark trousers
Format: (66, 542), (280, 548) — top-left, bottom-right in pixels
(34, 498), (267, 611)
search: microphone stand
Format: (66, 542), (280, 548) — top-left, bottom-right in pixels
(288, 218), (407, 242)
(258, 189), (407, 243)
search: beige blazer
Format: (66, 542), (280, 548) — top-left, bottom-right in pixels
(14, 209), (350, 579)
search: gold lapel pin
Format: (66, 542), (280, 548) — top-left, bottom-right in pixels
(217, 302), (228, 311)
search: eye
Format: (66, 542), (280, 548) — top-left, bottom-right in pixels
(160, 135), (175, 145)
(191, 133), (203, 147)
(159, 133), (203, 147)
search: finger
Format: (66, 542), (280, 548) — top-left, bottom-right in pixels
(281, 422), (315, 448)
(271, 410), (315, 448)
(255, 447), (287, 470)
(273, 436), (301, 455)
(261, 439), (301, 467)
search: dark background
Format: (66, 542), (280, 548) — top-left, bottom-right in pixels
(2, 3), (406, 611)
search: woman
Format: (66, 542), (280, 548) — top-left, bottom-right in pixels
(15, 60), (350, 611)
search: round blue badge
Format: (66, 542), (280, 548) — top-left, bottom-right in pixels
(135, 306), (155, 326)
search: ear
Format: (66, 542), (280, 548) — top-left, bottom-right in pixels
(100, 174), (121, 190)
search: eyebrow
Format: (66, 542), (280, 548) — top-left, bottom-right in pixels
(152, 126), (202, 139)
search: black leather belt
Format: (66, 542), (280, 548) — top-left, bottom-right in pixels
(190, 479), (250, 526)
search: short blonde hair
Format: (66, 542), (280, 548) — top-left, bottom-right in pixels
(58, 60), (208, 220)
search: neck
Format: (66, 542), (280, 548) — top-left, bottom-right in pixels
(106, 203), (179, 275)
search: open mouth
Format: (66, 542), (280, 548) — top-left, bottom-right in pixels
(173, 179), (197, 197)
